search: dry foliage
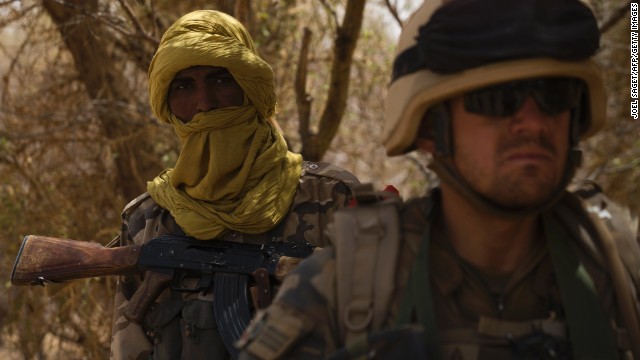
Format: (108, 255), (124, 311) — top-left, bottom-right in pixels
(0, 0), (636, 359)
(0, 0), (407, 358)
(578, 0), (640, 212)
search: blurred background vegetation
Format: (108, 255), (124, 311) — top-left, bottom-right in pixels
(0, 0), (636, 358)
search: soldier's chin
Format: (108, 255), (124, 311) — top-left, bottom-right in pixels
(492, 190), (556, 211)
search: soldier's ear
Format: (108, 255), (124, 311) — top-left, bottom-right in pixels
(415, 137), (436, 154)
(415, 111), (436, 154)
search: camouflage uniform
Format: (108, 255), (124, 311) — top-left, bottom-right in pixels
(110, 161), (358, 360)
(235, 0), (640, 359)
(237, 186), (640, 360)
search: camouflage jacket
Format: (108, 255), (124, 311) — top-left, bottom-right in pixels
(110, 161), (359, 360)
(237, 185), (640, 360)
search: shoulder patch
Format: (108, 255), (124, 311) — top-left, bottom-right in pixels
(238, 305), (314, 360)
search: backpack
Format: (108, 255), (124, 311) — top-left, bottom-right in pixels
(330, 182), (640, 359)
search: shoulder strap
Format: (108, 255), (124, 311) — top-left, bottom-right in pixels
(543, 212), (619, 358)
(558, 186), (640, 358)
(122, 192), (152, 215)
(106, 192), (154, 248)
(394, 195), (441, 360)
(332, 183), (402, 343)
(302, 161), (360, 189)
(572, 182), (640, 289)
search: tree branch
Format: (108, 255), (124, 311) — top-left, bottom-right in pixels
(600, 0), (632, 34)
(116, 0), (159, 46)
(295, 27), (313, 152)
(307, 0), (366, 161)
(383, 0), (403, 27)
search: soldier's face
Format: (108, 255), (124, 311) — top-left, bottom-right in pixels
(168, 65), (245, 123)
(447, 95), (570, 208)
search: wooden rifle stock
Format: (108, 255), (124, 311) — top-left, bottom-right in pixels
(10, 235), (141, 286)
(11, 233), (314, 325)
(11, 235), (169, 322)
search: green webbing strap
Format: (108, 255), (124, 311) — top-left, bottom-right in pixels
(543, 213), (619, 359)
(395, 208), (441, 359)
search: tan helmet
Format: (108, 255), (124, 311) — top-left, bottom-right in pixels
(383, 0), (606, 156)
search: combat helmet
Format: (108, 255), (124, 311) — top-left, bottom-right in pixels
(384, 0), (605, 216)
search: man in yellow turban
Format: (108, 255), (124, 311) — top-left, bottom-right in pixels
(109, 10), (359, 359)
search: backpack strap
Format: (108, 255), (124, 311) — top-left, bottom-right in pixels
(561, 183), (640, 358)
(302, 161), (360, 193)
(394, 194), (441, 359)
(332, 183), (403, 343)
(543, 212), (619, 358)
(572, 182), (640, 290)
(585, 210), (640, 358)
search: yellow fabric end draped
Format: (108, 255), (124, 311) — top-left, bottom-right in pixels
(145, 10), (303, 240)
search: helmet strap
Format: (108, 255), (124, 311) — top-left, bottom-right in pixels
(426, 104), (581, 218)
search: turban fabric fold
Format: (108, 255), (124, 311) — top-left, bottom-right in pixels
(146, 10), (302, 240)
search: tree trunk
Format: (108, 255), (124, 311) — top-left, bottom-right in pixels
(42, 0), (164, 201)
(298, 0), (366, 161)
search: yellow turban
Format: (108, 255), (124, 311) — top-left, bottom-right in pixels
(146, 10), (303, 240)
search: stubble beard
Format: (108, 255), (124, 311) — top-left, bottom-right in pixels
(464, 134), (565, 210)
(485, 164), (560, 209)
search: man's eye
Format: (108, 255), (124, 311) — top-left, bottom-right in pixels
(170, 82), (190, 91)
(215, 75), (235, 84)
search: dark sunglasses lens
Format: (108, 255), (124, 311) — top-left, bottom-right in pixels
(531, 78), (584, 115)
(463, 78), (584, 117)
(464, 83), (523, 117)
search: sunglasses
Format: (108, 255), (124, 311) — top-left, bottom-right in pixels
(463, 77), (585, 117)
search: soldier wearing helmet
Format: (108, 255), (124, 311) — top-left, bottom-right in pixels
(237, 0), (640, 359)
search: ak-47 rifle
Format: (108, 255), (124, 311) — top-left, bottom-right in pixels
(10, 234), (314, 357)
